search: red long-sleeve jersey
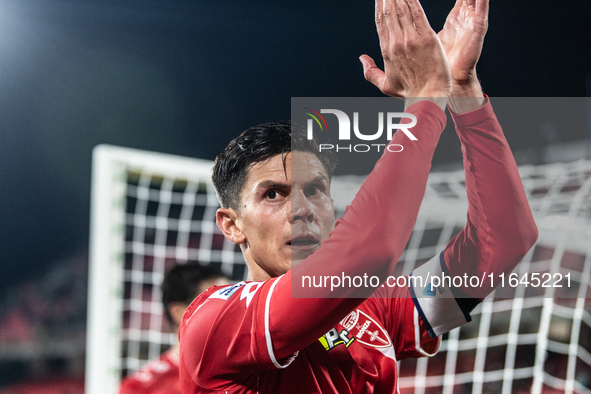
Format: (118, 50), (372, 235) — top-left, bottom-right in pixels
(179, 99), (537, 393)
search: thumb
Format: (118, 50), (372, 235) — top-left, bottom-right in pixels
(359, 55), (387, 92)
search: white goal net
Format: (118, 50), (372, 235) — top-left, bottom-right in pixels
(86, 145), (591, 394)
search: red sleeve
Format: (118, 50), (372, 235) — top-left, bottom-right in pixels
(180, 101), (448, 389)
(372, 285), (441, 360)
(444, 98), (538, 298)
(273, 101), (447, 359)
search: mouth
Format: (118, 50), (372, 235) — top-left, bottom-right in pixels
(288, 235), (320, 253)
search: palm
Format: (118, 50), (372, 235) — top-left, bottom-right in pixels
(437, 0), (488, 82)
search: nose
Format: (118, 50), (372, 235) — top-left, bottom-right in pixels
(290, 189), (314, 223)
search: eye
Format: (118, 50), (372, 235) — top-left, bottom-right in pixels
(306, 186), (319, 196)
(267, 190), (278, 199)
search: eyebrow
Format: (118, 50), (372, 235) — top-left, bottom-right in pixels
(256, 180), (290, 191)
(256, 174), (328, 192)
(308, 175), (329, 185)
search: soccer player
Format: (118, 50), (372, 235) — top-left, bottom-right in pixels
(179, 0), (538, 392)
(118, 264), (230, 394)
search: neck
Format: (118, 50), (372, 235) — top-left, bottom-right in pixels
(246, 264), (273, 281)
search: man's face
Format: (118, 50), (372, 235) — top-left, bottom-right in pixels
(237, 151), (335, 280)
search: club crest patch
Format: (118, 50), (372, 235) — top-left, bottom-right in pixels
(341, 309), (392, 349)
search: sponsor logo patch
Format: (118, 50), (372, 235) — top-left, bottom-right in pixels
(319, 328), (355, 351)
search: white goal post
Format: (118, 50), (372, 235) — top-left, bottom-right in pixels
(86, 144), (591, 394)
(86, 145), (244, 394)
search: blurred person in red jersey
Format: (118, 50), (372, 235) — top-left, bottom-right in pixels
(118, 263), (230, 394)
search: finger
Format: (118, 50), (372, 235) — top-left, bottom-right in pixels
(381, 0), (402, 39)
(375, 0), (391, 51)
(394, 0), (415, 36)
(359, 55), (387, 91)
(465, 0), (475, 7)
(404, 0), (434, 34)
(450, 0), (463, 12)
(475, 0), (489, 17)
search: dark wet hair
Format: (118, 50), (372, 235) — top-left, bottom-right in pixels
(212, 121), (337, 210)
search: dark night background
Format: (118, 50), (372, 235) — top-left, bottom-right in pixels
(0, 0), (590, 298)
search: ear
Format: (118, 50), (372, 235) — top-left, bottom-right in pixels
(168, 302), (189, 327)
(216, 208), (246, 244)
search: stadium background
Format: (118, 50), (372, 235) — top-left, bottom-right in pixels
(0, 0), (590, 392)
